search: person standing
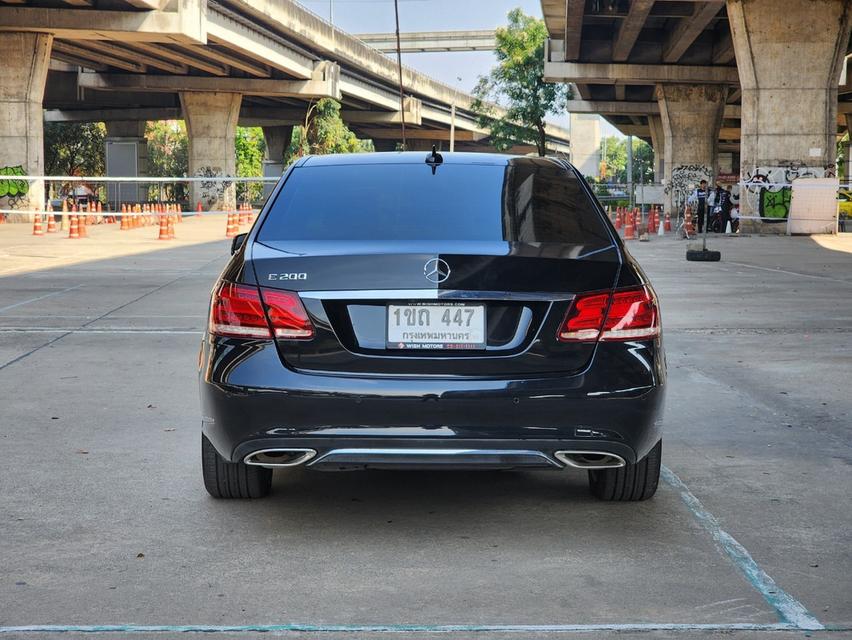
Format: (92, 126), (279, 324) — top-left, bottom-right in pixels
(689, 180), (709, 233)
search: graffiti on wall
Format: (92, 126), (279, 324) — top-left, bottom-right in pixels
(741, 163), (834, 221)
(195, 166), (233, 208)
(665, 164), (712, 209)
(0, 165), (29, 208)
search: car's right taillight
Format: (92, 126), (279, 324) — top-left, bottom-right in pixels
(209, 282), (314, 340)
(557, 286), (659, 343)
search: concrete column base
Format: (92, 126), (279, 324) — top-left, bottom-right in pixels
(181, 91), (242, 212)
(0, 32), (52, 217)
(656, 84), (726, 217)
(105, 121), (148, 206)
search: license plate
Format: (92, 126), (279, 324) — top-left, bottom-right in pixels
(386, 303), (486, 350)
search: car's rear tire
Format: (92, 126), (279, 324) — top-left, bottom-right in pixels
(588, 440), (661, 501)
(202, 434), (272, 499)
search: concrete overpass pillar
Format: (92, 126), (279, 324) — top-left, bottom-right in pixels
(372, 140), (399, 152)
(105, 121), (148, 206)
(656, 84), (726, 216)
(180, 92), (241, 212)
(0, 32), (52, 214)
(728, 0), (852, 218)
(647, 115), (665, 183)
(261, 125), (293, 200)
(845, 115), (852, 185)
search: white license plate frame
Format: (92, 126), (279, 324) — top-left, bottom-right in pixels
(386, 303), (486, 350)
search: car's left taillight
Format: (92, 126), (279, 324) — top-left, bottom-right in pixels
(209, 282), (314, 340)
(557, 286), (659, 343)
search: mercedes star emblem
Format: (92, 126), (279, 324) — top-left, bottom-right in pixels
(423, 258), (451, 284)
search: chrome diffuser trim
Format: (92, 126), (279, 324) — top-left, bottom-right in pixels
(554, 450), (626, 470)
(244, 448), (317, 467)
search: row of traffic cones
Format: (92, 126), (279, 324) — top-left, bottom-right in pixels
(610, 206), (672, 240)
(226, 204), (255, 238)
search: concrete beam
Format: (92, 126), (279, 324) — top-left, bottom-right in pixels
(124, 42), (228, 76)
(44, 107), (182, 122)
(356, 30), (496, 53)
(76, 64), (342, 100)
(358, 128), (487, 142)
(544, 61), (739, 85)
(207, 8), (317, 80)
(176, 45), (270, 78)
(612, 0), (654, 62)
(563, 0), (584, 61)
(663, 1), (725, 63)
(0, 3), (204, 43)
(566, 99), (741, 118)
(52, 41), (146, 73)
(70, 39), (188, 74)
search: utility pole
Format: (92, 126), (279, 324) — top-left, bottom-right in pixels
(393, 0), (406, 150)
(626, 134), (634, 210)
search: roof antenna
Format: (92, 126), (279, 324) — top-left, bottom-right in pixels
(425, 145), (443, 174)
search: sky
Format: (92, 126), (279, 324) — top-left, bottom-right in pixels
(296, 0), (623, 138)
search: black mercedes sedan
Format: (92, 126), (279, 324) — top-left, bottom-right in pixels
(199, 151), (665, 501)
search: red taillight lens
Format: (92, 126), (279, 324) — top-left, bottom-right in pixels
(209, 283), (314, 340)
(557, 292), (609, 342)
(210, 282), (271, 339)
(601, 287), (659, 341)
(260, 288), (314, 339)
(557, 286), (659, 343)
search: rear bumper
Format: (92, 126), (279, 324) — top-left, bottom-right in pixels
(199, 336), (666, 465)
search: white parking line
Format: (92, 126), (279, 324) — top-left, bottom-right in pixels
(0, 285), (83, 313)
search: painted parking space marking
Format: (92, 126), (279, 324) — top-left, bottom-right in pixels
(661, 466), (824, 631)
(0, 284), (83, 313)
(0, 467), (829, 636)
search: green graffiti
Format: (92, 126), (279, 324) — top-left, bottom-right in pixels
(0, 165), (29, 199)
(759, 187), (791, 220)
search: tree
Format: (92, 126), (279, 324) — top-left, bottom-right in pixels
(284, 99), (373, 163)
(44, 122), (106, 177)
(600, 136), (654, 184)
(236, 126), (266, 202)
(146, 120), (189, 201)
(471, 8), (569, 156)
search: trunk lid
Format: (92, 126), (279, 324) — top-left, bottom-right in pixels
(251, 240), (620, 377)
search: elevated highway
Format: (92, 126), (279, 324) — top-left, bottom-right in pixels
(540, 0), (852, 222)
(0, 0), (569, 210)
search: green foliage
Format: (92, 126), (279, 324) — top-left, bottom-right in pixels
(601, 136), (655, 184)
(471, 8), (569, 156)
(285, 99), (373, 163)
(146, 120), (189, 201)
(44, 122), (106, 177)
(236, 127), (266, 202)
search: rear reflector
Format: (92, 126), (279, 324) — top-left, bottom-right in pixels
(209, 282), (314, 340)
(558, 286), (659, 343)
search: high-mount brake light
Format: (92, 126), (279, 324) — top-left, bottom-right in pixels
(209, 283), (314, 340)
(557, 286), (659, 343)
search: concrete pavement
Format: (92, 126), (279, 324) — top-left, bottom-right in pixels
(0, 228), (850, 638)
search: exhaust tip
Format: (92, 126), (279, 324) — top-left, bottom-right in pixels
(244, 448), (316, 468)
(554, 450), (626, 470)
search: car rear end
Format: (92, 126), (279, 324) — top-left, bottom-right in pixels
(199, 152), (665, 500)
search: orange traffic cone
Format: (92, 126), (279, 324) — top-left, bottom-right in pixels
(225, 211), (237, 238)
(157, 214), (169, 240)
(32, 211), (44, 236)
(67, 215), (80, 239)
(624, 211), (635, 240)
(615, 207), (622, 230)
(78, 210), (88, 238)
(46, 202), (57, 233)
(120, 204), (128, 230)
(664, 212), (672, 233)
(196, 201), (203, 218)
(167, 214), (176, 240)
(684, 207), (694, 236)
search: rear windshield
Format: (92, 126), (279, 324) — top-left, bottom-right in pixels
(259, 159), (612, 248)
